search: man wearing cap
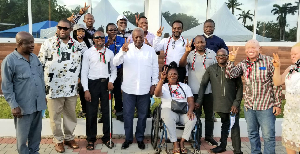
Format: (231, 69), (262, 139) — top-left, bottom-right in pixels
(105, 23), (125, 122)
(116, 15), (132, 39)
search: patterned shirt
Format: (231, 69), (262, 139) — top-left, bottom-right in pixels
(225, 54), (282, 110)
(38, 36), (84, 98)
(117, 30), (132, 39)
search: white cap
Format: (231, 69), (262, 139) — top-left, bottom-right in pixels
(73, 24), (86, 30)
(116, 15), (128, 23)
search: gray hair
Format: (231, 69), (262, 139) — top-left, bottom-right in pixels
(132, 27), (144, 34)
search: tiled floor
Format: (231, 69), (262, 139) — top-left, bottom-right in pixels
(0, 137), (286, 154)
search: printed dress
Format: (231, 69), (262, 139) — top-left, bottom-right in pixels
(282, 68), (300, 151)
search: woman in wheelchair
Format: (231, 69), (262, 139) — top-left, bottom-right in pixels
(154, 62), (197, 154)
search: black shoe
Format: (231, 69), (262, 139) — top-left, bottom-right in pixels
(98, 118), (103, 123)
(137, 141), (145, 149)
(121, 140), (132, 149)
(116, 115), (124, 122)
(210, 146), (226, 153)
(205, 137), (218, 146)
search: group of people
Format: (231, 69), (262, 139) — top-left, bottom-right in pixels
(1, 3), (300, 154)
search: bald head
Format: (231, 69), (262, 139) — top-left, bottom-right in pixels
(194, 35), (206, 52)
(83, 13), (95, 28)
(245, 39), (260, 61)
(291, 42), (300, 63)
(16, 31), (33, 44)
(246, 39), (260, 48)
(15, 31), (34, 54)
(217, 48), (228, 55)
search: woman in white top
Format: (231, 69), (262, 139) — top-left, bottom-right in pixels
(273, 43), (300, 154)
(154, 61), (196, 154)
(73, 24), (93, 117)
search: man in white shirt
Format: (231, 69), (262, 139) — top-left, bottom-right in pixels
(81, 31), (117, 150)
(153, 20), (187, 82)
(38, 19), (83, 153)
(179, 35), (218, 146)
(113, 27), (159, 150)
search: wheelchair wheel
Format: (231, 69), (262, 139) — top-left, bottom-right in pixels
(151, 106), (160, 149)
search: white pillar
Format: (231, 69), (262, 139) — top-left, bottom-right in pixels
(145, 0), (162, 34)
(28, 0), (32, 35)
(252, 0), (258, 40)
(88, 0), (92, 14)
(206, 0), (211, 19)
(297, 3), (300, 42)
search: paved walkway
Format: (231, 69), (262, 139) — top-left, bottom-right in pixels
(0, 137), (286, 154)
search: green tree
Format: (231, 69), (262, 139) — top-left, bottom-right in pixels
(0, 0), (72, 31)
(238, 10), (254, 26)
(285, 27), (297, 42)
(123, 11), (144, 26)
(256, 21), (280, 41)
(271, 3), (298, 41)
(226, 0), (243, 15)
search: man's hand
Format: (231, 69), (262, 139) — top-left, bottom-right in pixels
(273, 107), (281, 116)
(122, 38), (130, 52)
(144, 37), (151, 46)
(67, 13), (75, 24)
(150, 85), (156, 95)
(229, 46), (239, 62)
(157, 26), (164, 37)
(194, 103), (200, 109)
(185, 39), (192, 53)
(106, 35), (116, 47)
(272, 53), (281, 68)
(135, 14), (140, 26)
(12, 107), (22, 118)
(79, 2), (90, 15)
(108, 82), (114, 91)
(85, 91), (91, 102)
(187, 111), (195, 121)
(230, 106), (238, 114)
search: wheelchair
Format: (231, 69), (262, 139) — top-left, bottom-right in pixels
(151, 104), (202, 154)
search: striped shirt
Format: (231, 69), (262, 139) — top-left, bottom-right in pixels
(225, 54), (282, 110)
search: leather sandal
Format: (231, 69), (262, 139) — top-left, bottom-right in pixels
(181, 147), (188, 154)
(86, 142), (94, 150)
(173, 148), (181, 154)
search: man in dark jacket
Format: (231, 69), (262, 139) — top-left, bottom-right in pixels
(196, 48), (243, 154)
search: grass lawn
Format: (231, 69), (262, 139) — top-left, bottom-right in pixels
(0, 96), (285, 119)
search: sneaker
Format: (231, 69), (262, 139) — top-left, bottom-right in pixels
(205, 137), (218, 146)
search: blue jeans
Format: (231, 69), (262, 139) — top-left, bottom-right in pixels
(244, 107), (276, 154)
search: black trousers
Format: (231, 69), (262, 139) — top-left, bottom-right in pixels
(217, 112), (242, 153)
(113, 68), (123, 115)
(194, 94), (214, 138)
(78, 82), (86, 113)
(86, 78), (111, 142)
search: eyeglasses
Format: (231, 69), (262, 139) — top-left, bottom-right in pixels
(93, 36), (105, 39)
(57, 26), (70, 31)
(108, 29), (118, 32)
(216, 55), (228, 58)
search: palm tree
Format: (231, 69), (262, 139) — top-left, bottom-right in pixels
(271, 3), (298, 41)
(238, 10), (254, 26)
(226, 0), (243, 15)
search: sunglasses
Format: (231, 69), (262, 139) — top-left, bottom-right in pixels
(108, 29), (118, 32)
(216, 55), (228, 58)
(57, 26), (70, 31)
(93, 36), (105, 39)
